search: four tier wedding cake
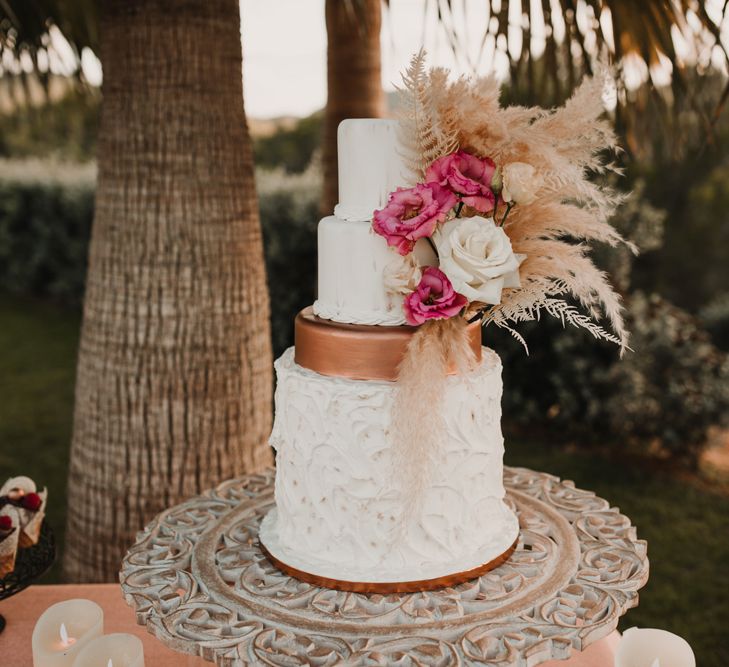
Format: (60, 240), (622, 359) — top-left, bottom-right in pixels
(259, 119), (520, 590)
(259, 56), (632, 592)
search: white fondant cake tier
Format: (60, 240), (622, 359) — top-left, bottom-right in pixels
(313, 217), (436, 326)
(333, 118), (408, 222)
(260, 347), (519, 583)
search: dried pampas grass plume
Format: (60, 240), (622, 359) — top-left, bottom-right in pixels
(391, 318), (475, 509)
(396, 55), (636, 353)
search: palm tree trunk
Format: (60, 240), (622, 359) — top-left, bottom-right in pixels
(63, 0), (273, 582)
(321, 0), (385, 215)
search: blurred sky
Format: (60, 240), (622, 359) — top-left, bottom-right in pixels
(240, 0), (510, 118)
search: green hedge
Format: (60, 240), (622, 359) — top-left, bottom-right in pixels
(256, 168), (319, 355)
(0, 160), (95, 302)
(489, 293), (729, 465)
(1, 159), (727, 465)
(0, 160), (318, 354)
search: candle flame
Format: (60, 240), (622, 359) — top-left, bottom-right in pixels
(58, 622), (75, 649)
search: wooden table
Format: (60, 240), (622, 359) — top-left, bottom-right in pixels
(0, 583), (620, 666)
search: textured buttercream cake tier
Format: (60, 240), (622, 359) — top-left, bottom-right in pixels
(259, 347), (519, 584)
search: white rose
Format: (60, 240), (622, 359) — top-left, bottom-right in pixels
(383, 252), (423, 295)
(502, 162), (541, 205)
(434, 216), (524, 304)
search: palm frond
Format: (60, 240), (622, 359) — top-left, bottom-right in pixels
(431, 0), (728, 149)
(1, 0), (98, 80)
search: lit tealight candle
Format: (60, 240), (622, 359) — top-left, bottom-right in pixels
(71, 633), (144, 667)
(615, 627), (696, 667)
(32, 600), (104, 667)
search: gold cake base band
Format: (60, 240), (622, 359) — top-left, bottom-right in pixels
(294, 307), (483, 381)
(260, 538), (518, 594)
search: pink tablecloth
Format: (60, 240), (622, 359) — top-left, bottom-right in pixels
(0, 584), (206, 666)
(0, 584), (620, 666)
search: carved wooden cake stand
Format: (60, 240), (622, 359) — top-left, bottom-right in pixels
(120, 467), (648, 666)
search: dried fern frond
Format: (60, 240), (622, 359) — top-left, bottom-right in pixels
(491, 319), (530, 354)
(490, 295), (625, 350)
(396, 51), (459, 182)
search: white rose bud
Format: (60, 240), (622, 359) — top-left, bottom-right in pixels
(434, 216), (525, 304)
(383, 253), (423, 295)
(490, 166), (503, 193)
(502, 162), (541, 205)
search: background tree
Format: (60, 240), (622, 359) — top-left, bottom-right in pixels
(0, 0), (98, 79)
(321, 0), (385, 215)
(318, 0), (727, 210)
(433, 0), (727, 156)
(1, 0), (273, 581)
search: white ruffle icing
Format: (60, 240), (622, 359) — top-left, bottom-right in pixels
(312, 299), (407, 326)
(332, 202), (378, 223)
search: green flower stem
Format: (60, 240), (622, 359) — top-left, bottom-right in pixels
(467, 309), (486, 324)
(500, 202), (514, 226)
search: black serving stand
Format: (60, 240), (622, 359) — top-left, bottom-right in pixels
(0, 522), (55, 633)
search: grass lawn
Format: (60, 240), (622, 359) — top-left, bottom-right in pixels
(0, 294), (79, 583)
(505, 440), (729, 666)
(0, 292), (727, 665)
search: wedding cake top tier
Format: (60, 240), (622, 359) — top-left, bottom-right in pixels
(314, 118), (434, 327)
(334, 119), (408, 222)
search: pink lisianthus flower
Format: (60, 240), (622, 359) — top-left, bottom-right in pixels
(373, 183), (458, 255)
(403, 267), (468, 325)
(426, 151), (497, 213)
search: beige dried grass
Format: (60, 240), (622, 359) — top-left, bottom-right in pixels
(397, 53), (634, 353)
(391, 318), (475, 508)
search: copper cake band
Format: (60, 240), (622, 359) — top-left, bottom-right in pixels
(294, 307), (483, 382)
(260, 538), (518, 594)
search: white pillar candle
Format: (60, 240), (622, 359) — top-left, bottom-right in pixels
(71, 633), (144, 667)
(32, 599), (104, 667)
(615, 627), (696, 667)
